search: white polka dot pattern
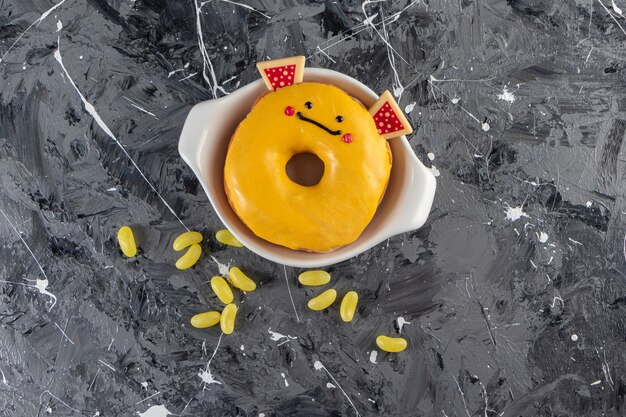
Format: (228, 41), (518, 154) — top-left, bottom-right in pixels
(263, 65), (296, 89)
(373, 102), (405, 135)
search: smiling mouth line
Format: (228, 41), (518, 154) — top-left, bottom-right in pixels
(296, 112), (342, 136)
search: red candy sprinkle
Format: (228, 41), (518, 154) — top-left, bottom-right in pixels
(284, 106), (295, 116)
(264, 64), (297, 90)
(373, 102), (405, 135)
(342, 133), (353, 143)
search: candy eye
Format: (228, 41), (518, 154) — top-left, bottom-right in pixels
(304, 101), (313, 109)
(336, 115), (343, 122)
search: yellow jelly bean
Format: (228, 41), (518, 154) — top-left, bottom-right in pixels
(228, 267), (256, 292)
(211, 276), (233, 304)
(308, 289), (337, 310)
(190, 311), (221, 329)
(220, 303), (238, 334)
(340, 291), (358, 322)
(376, 336), (408, 353)
(215, 229), (244, 248)
(117, 226), (137, 257)
(175, 243), (202, 270)
(173, 231), (203, 251)
(298, 270), (331, 286)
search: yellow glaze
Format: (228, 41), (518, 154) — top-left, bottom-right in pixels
(376, 336), (407, 353)
(228, 267), (256, 292)
(224, 82), (392, 252)
(173, 231), (203, 251)
(220, 304), (238, 334)
(175, 243), (202, 270)
(190, 311), (221, 328)
(298, 270), (331, 286)
(211, 276), (234, 304)
(117, 226), (137, 257)
(308, 289), (337, 310)
(340, 291), (358, 322)
(215, 229), (244, 247)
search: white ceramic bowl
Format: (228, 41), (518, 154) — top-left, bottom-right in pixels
(179, 68), (436, 268)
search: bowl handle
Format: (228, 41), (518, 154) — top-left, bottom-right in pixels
(178, 101), (217, 179)
(381, 142), (436, 237)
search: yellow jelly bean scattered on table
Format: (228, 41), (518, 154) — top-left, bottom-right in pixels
(190, 311), (221, 329)
(308, 289), (337, 311)
(215, 229), (244, 248)
(173, 231), (203, 251)
(376, 335), (407, 353)
(117, 226), (137, 257)
(340, 291), (358, 322)
(298, 270), (331, 286)
(228, 267), (256, 292)
(211, 276), (233, 304)
(220, 303), (238, 334)
(175, 243), (202, 270)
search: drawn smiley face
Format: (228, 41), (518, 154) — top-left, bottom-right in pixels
(284, 98), (353, 144)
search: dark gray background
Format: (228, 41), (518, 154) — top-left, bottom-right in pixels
(1, 0), (625, 416)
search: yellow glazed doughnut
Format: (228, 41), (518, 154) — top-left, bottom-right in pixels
(224, 57), (412, 253)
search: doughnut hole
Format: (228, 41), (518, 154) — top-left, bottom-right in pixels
(285, 152), (325, 186)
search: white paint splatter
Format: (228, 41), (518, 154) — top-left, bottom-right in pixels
(281, 372), (289, 387)
(326, 382), (336, 389)
(596, 0), (626, 37)
(312, 360), (360, 416)
(586, 201), (593, 207)
(268, 328), (297, 343)
(194, 0), (229, 98)
(0, 209), (57, 310)
(504, 204), (530, 221)
(451, 97), (460, 104)
(209, 255), (229, 276)
(198, 333), (223, 388)
(430, 165), (440, 177)
(362, 0), (406, 101)
(53, 43), (187, 229)
(571, 334), (579, 342)
(590, 380), (602, 386)
(536, 232), (549, 243)
(404, 102), (416, 113)
(481, 122), (490, 132)
(54, 322), (74, 344)
(136, 405), (173, 417)
(568, 237), (583, 246)
(141, 382), (149, 389)
(56, 20), (63, 32)
(0, 0), (67, 64)
(497, 86), (516, 104)
(178, 72), (198, 82)
(550, 296), (564, 308)
(612, 0), (623, 16)
(0, 367), (12, 388)
(122, 97), (158, 120)
(106, 187), (117, 192)
(397, 317), (411, 333)
(369, 350), (378, 364)
(220, 0), (271, 19)
(427, 152), (435, 161)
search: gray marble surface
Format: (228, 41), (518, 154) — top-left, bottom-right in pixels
(1, 1), (625, 416)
